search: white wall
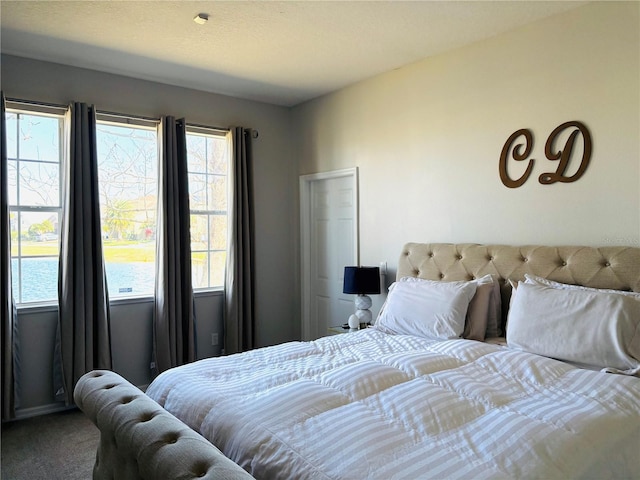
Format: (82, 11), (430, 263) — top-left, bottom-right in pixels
(2, 54), (299, 415)
(292, 2), (640, 314)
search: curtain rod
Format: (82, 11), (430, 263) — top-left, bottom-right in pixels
(5, 97), (68, 116)
(6, 97), (255, 136)
(6, 97), (67, 109)
(189, 123), (259, 138)
(186, 121), (230, 134)
(95, 109), (159, 124)
(6, 97), (158, 123)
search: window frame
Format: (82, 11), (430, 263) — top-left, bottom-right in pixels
(6, 101), (66, 307)
(95, 113), (160, 300)
(185, 125), (230, 292)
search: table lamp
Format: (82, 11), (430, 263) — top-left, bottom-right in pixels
(343, 266), (381, 329)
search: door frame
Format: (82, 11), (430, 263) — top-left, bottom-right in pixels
(299, 167), (359, 341)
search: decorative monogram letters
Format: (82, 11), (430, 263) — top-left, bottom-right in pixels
(499, 121), (592, 188)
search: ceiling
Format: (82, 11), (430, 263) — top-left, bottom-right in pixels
(1, 1), (586, 107)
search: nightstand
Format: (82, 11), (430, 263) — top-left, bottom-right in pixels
(327, 325), (352, 335)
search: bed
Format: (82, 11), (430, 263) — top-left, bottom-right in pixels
(76, 243), (640, 479)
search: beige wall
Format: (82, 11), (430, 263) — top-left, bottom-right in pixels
(292, 1), (640, 302)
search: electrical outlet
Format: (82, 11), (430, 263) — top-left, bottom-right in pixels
(211, 333), (219, 346)
(379, 261), (387, 276)
(150, 361), (155, 370)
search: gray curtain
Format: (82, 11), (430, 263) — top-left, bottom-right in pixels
(224, 127), (255, 354)
(55, 102), (112, 405)
(1, 92), (18, 420)
(152, 116), (195, 374)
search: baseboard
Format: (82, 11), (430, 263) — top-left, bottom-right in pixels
(12, 382), (150, 421)
(14, 403), (74, 420)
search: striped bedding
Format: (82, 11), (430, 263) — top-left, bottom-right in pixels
(146, 328), (640, 479)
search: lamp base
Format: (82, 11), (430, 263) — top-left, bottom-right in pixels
(349, 295), (374, 329)
(355, 308), (372, 325)
(355, 294), (372, 310)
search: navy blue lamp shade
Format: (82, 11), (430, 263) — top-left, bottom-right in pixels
(343, 266), (381, 295)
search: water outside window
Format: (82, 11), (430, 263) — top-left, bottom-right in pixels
(96, 121), (158, 297)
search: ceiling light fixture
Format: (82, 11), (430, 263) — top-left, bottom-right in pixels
(193, 13), (209, 25)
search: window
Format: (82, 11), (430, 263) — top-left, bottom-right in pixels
(186, 128), (229, 289)
(6, 105), (64, 304)
(5, 101), (228, 304)
(96, 119), (158, 298)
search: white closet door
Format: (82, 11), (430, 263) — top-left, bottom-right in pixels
(300, 169), (358, 340)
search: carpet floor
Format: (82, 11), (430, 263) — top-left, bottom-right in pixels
(1, 408), (99, 480)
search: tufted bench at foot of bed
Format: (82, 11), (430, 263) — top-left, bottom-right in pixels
(74, 370), (255, 480)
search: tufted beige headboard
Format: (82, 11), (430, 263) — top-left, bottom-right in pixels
(397, 243), (640, 331)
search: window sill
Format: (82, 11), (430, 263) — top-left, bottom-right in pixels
(15, 302), (58, 314)
(15, 288), (224, 313)
(194, 288), (224, 298)
(109, 295), (154, 307)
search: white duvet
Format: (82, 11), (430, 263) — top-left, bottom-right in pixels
(146, 328), (640, 479)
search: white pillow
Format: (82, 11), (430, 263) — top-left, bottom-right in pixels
(524, 274), (640, 299)
(400, 274), (502, 342)
(375, 278), (477, 340)
(400, 275), (501, 341)
(506, 282), (640, 375)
